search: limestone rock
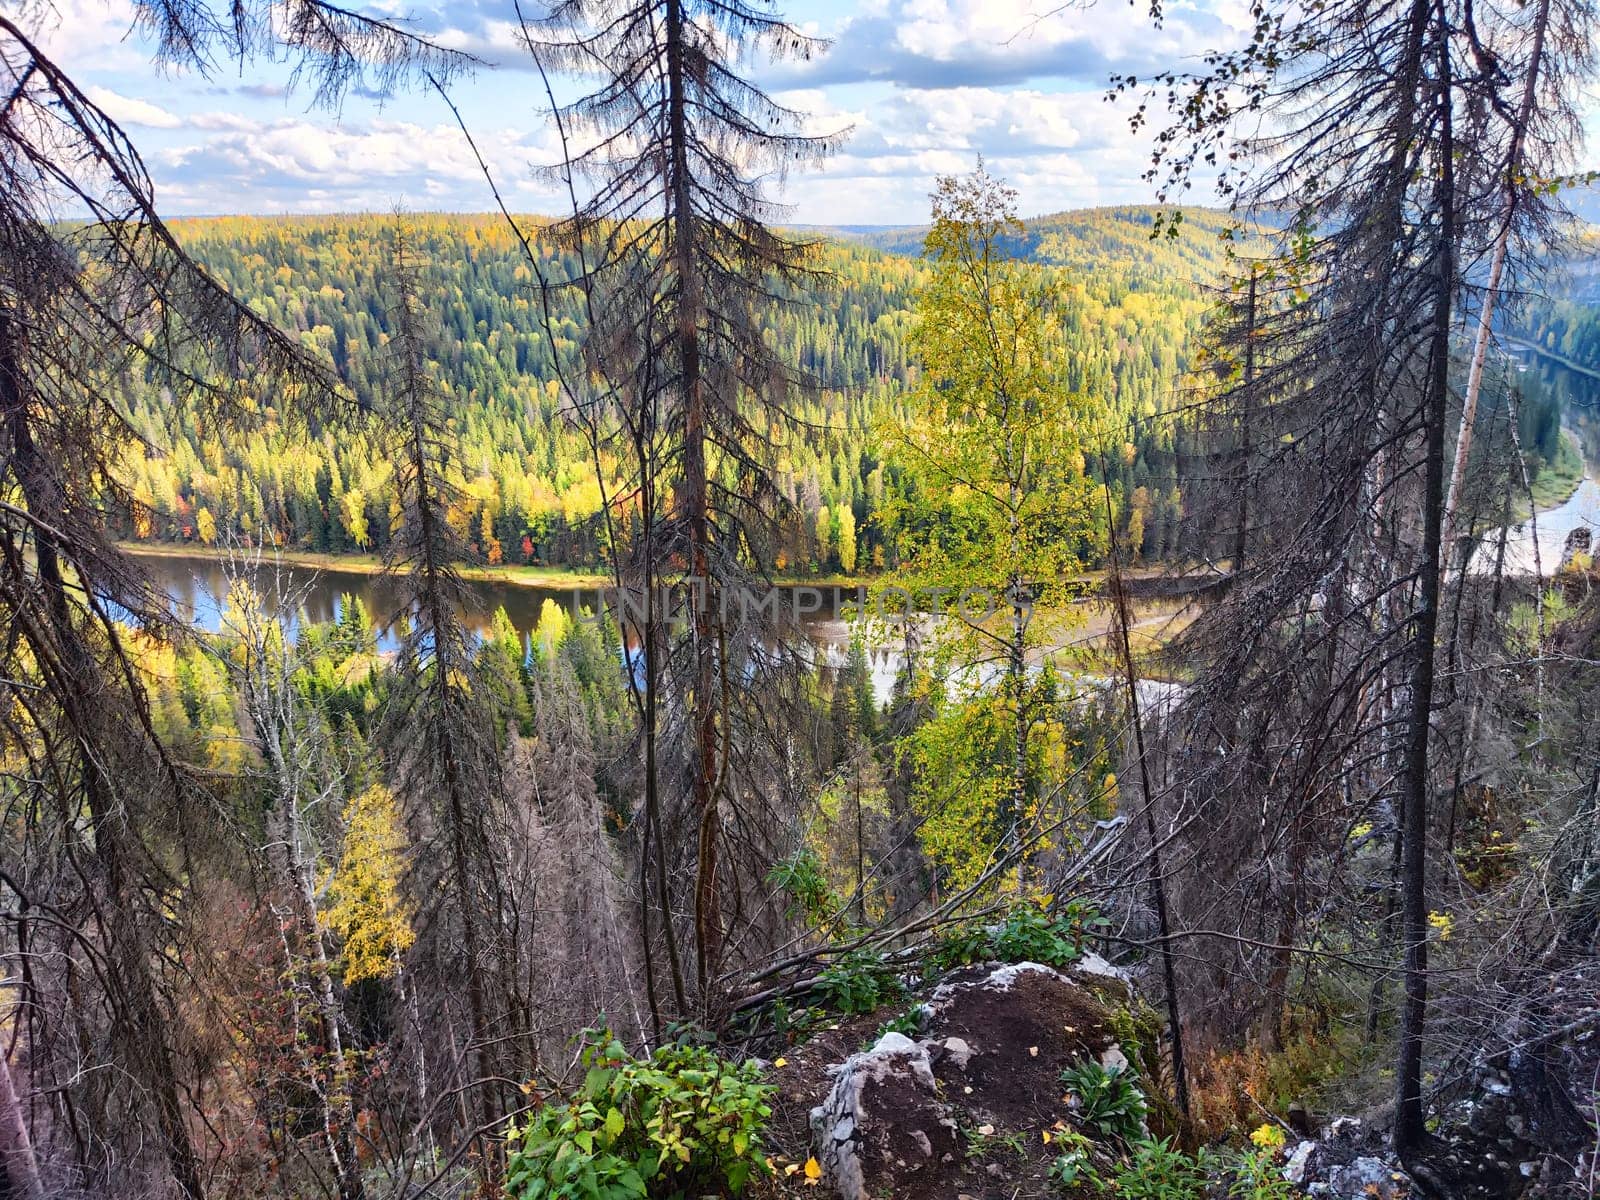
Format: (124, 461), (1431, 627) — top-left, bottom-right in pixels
(808, 1032), (957, 1200)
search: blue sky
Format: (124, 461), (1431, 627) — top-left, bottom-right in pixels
(22, 0), (1537, 224)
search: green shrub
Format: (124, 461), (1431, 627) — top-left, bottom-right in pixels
(1060, 1060), (1147, 1143)
(1046, 1127), (1102, 1192)
(1103, 1137), (1216, 1200)
(815, 950), (904, 1015)
(934, 902), (1107, 970)
(767, 849), (836, 927)
(504, 1028), (772, 1199)
(992, 907), (1082, 965)
(1227, 1147), (1296, 1199)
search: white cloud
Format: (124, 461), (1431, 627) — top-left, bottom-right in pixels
(769, 83), (1151, 222)
(23, 0), (1237, 220)
(190, 112), (264, 132)
(155, 116), (570, 213)
(779, 0), (1250, 89)
(25, 0), (145, 71)
(86, 85), (183, 129)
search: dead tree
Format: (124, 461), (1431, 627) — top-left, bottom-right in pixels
(532, 0), (842, 1013)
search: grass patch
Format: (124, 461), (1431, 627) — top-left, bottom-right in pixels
(1525, 429), (1585, 514)
(118, 541), (613, 588)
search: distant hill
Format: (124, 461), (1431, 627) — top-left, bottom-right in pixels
(1514, 228), (1600, 369)
(848, 205), (1246, 275)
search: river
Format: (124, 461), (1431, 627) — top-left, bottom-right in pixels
(139, 351), (1600, 692)
(1471, 344), (1600, 575)
(135, 552), (913, 699)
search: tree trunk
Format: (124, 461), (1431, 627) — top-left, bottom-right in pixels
(264, 743), (364, 1200)
(0, 1045), (43, 1200)
(405, 401), (502, 1169)
(1393, 15), (1454, 1157)
(1440, 0), (1552, 564)
(1234, 267), (1257, 571)
(1102, 470), (1190, 1121)
(665, 0), (723, 996)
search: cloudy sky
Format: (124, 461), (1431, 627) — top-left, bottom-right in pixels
(10, 0), (1368, 223)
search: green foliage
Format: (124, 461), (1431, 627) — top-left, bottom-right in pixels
(869, 1006), (926, 1044)
(815, 950), (904, 1015)
(1054, 1137), (1290, 1200)
(1048, 1149), (1100, 1192)
(115, 210), (1220, 575)
(1101, 1138), (1216, 1200)
(1045, 1126), (1103, 1192)
(899, 664), (1121, 897)
(1507, 587), (1576, 655)
(1061, 1061), (1148, 1143)
(992, 906), (1089, 965)
(890, 168), (1100, 593)
(322, 783), (414, 985)
(933, 903), (1104, 969)
(765, 998), (825, 1046)
(767, 848), (837, 927)
(1228, 1148), (1296, 1200)
(504, 1028), (772, 1200)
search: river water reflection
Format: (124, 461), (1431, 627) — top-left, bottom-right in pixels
(137, 553), (911, 700)
(1473, 346), (1600, 575)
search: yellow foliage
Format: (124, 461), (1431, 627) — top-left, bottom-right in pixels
(323, 784), (414, 985)
(1250, 1123), (1287, 1150)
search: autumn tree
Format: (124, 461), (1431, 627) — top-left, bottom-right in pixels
(884, 165), (1098, 865)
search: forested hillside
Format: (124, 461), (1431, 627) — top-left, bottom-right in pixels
(6, 2), (1600, 1200)
(119, 209), (1217, 569)
(1518, 234), (1600, 365)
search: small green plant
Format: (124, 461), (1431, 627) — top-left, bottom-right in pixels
(1103, 1138), (1215, 1200)
(1046, 1127), (1101, 1192)
(767, 848), (836, 927)
(933, 902), (1107, 970)
(504, 1027), (773, 1199)
(768, 998), (824, 1045)
(931, 922), (993, 968)
(869, 1005), (925, 1045)
(1060, 1060), (1147, 1143)
(1228, 1147), (1296, 1200)
(815, 950), (904, 1015)
(992, 906), (1083, 965)
(962, 1119), (1028, 1162)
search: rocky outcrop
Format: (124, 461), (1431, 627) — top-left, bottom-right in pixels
(809, 1032), (957, 1200)
(805, 961), (1128, 1200)
(1281, 1118), (1414, 1199)
(1559, 526), (1593, 573)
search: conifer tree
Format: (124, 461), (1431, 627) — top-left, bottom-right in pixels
(534, 0), (841, 1006)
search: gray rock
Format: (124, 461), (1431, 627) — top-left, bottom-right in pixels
(1327, 1155), (1410, 1200)
(1099, 1044), (1130, 1073)
(1284, 1140), (1317, 1185)
(808, 1031), (956, 1200)
(941, 1036), (973, 1070)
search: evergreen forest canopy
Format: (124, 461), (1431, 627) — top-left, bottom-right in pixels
(118, 206), (1246, 572)
(2, 2), (1600, 1200)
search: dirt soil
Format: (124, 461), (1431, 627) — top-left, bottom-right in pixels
(756, 963), (1124, 1200)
